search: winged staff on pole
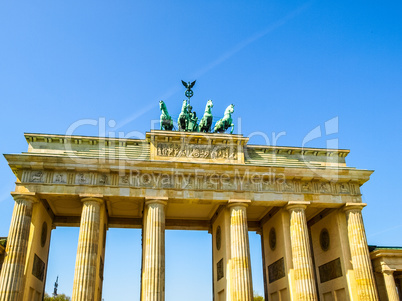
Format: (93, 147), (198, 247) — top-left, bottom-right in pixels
(181, 80), (196, 100)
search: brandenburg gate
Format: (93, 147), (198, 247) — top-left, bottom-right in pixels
(0, 128), (382, 301)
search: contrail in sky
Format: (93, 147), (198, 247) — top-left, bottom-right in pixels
(191, 1), (314, 79)
(368, 223), (402, 239)
(114, 86), (180, 131)
(0, 191), (11, 203)
(114, 1), (313, 130)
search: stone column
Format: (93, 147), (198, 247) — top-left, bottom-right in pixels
(383, 269), (399, 301)
(343, 203), (378, 301)
(141, 197), (167, 301)
(0, 194), (37, 301)
(228, 200), (253, 301)
(286, 201), (318, 301)
(72, 197), (103, 301)
(395, 275), (402, 301)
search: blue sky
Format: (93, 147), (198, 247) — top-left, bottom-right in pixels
(1, 1), (402, 300)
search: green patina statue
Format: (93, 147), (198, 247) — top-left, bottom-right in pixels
(159, 100), (173, 131)
(178, 99), (190, 131)
(214, 104), (235, 134)
(187, 105), (199, 132)
(199, 99), (214, 133)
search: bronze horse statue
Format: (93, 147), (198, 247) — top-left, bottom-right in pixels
(177, 99), (189, 131)
(199, 100), (214, 133)
(214, 104), (234, 134)
(159, 100), (173, 131)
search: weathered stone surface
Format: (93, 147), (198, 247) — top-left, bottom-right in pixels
(141, 198), (167, 301)
(344, 203), (379, 301)
(0, 195), (36, 301)
(287, 201), (318, 301)
(383, 270), (399, 301)
(72, 197), (103, 301)
(228, 201), (253, 301)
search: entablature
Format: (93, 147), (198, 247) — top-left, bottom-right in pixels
(4, 132), (373, 221)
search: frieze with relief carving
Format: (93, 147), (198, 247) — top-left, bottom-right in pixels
(22, 169), (361, 196)
(156, 142), (237, 160)
(98, 174), (109, 185)
(76, 173), (90, 185)
(31, 171), (44, 183)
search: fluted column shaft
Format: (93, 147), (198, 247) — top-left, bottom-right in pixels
(344, 203), (379, 301)
(141, 198), (167, 301)
(383, 270), (399, 301)
(72, 197), (103, 301)
(228, 202), (253, 301)
(287, 201), (318, 301)
(0, 195), (36, 301)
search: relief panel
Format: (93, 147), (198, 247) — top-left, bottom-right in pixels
(268, 257), (285, 283)
(156, 142), (238, 161)
(32, 254), (45, 282)
(318, 258), (343, 283)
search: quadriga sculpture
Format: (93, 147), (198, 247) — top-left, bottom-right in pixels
(159, 100), (173, 131)
(213, 104), (234, 134)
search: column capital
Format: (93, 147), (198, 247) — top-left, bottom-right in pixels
(11, 192), (39, 204)
(228, 199), (251, 208)
(79, 194), (104, 204)
(382, 268), (396, 275)
(343, 202), (367, 213)
(286, 201), (310, 211)
(145, 196), (168, 206)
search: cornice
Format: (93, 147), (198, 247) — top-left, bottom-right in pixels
(370, 248), (402, 259)
(24, 132), (146, 145)
(24, 132), (349, 158)
(246, 144), (350, 158)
